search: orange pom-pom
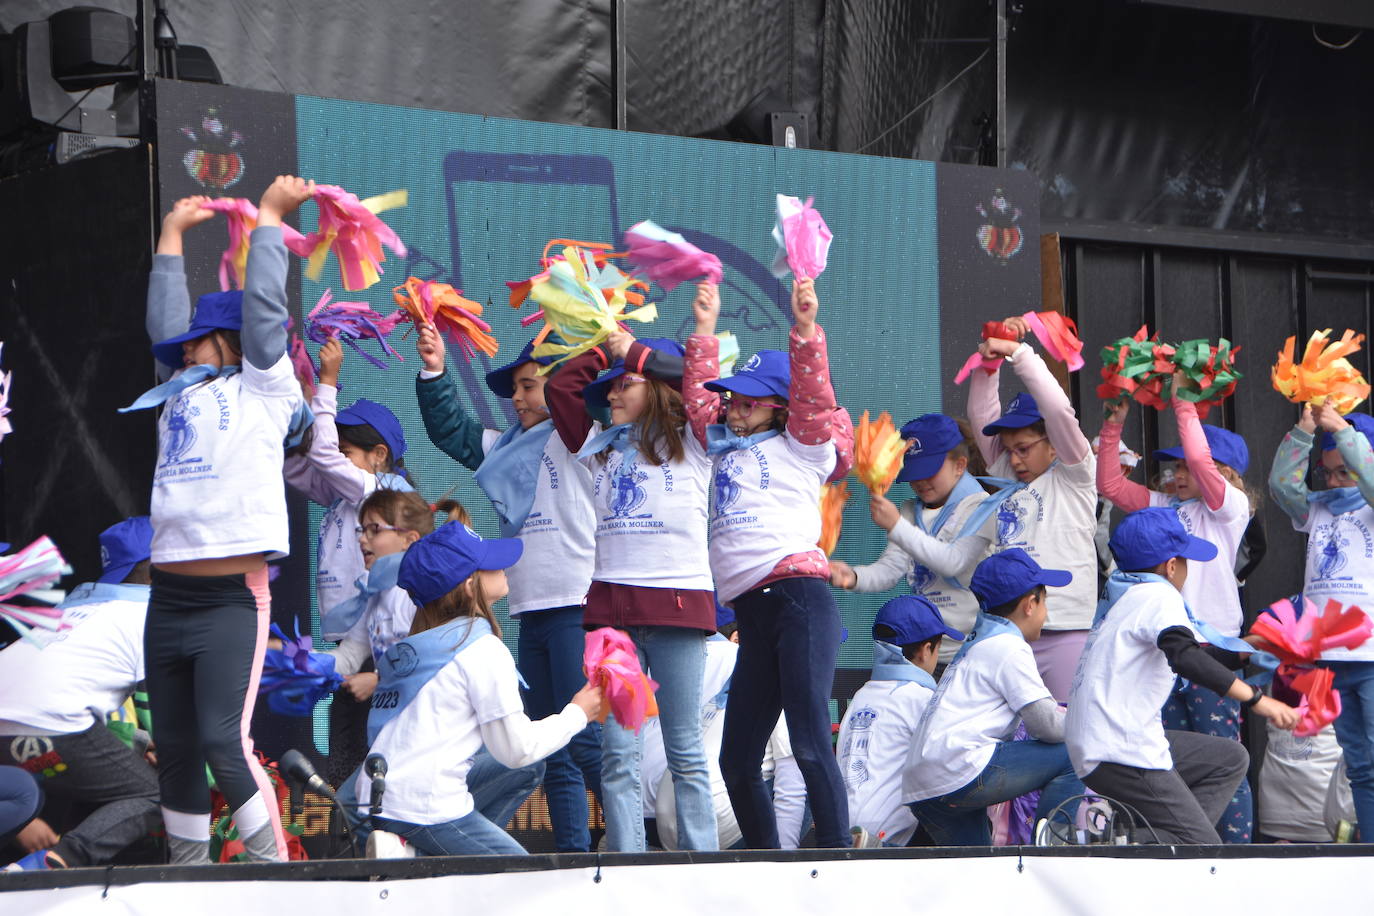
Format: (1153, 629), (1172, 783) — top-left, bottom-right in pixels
(853, 410), (905, 494)
(1271, 329), (1370, 414)
(818, 481), (851, 556)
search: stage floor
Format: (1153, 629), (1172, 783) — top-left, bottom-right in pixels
(4, 845), (1371, 915)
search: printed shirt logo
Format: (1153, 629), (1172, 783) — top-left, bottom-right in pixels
(908, 562), (936, 595)
(605, 456), (650, 520)
(385, 641), (420, 677)
(162, 397), (200, 465)
(1316, 528), (1350, 580)
(997, 498), (1028, 543)
(714, 455), (745, 514)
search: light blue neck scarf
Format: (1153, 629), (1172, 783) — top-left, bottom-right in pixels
(321, 551), (404, 641)
(704, 424), (780, 456)
(367, 617), (492, 744)
(871, 640), (937, 689)
(474, 419), (557, 537)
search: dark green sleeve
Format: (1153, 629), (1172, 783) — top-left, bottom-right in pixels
(415, 369), (487, 471)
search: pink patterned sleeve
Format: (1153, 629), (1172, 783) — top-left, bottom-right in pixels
(1173, 397), (1227, 511)
(786, 323), (837, 445)
(828, 406), (855, 482)
(683, 334), (721, 449)
(1096, 419), (1151, 511)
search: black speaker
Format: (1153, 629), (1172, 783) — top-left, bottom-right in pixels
(47, 7), (139, 91)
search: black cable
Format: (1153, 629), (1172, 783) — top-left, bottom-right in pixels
(1036, 793), (1163, 847)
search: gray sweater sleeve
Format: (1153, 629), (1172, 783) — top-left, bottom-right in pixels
(1019, 697), (1066, 743)
(241, 226), (290, 370)
(146, 253), (192, 381)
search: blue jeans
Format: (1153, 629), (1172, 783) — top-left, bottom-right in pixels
(601, 625), (716, 852)
(1328, 661), (1374, 837)
(337, 748), (542, 852)
(721, 577), (848, 848)
(909, 740), (1085, 846)
(518, 605), (603, 851)
(1161, 675), (1252, 843)
(372, 810), (526, 856)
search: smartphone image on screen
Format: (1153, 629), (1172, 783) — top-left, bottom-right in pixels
(443, 151), (620, 428)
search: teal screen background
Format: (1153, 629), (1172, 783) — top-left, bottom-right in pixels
(291, 96), (956, 747)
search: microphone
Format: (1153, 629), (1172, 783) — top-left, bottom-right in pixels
(365, 753), (387, 818)
(279, 749), (337, 801)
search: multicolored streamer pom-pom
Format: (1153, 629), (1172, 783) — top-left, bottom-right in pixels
(1271, 329), (1371, 415)
(0, 536), (72, 646)
(818, 481), (851, 556)
(258, 623), (344, 717)
(853, 410), (906, 494)
(584, 626), (658, 733)
(770, 194), (833, 280)
(304, 290), (405, 370)
(0, 342), (11, 446)
(954, 313), (1084, 384)
(1251, 596), (1373, 666)
(391, 277), (499, 361)
(509, 241), (655, 371)
(285, 186), (408, 291)
(286, 320), (317, 400)
(622, 220), (723, 292)
(1251, 596), (1373, 737)
(203, 197), (264, 291)
(1097, 327), (1242, 418)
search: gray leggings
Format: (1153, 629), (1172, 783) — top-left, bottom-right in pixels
(1083, 729), (1248, 845)
(3, 722), (159, 866)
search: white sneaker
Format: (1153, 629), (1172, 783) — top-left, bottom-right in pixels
(366, 830), (416, 859)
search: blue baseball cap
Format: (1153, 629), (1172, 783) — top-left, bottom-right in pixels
(98, 516), (153, 584)
(150, 291), (244, 369)
(970, 548), (1072, 609)
(705, 350), (790, 401)
(981, 392), (1042, 436)
(874, 595), (964, 645)
(896, 414), (964, 483)
(1109, 506), (1218, 572)
(398, 522), (524, 607)
(337, 399), (408, 461)
(486, 338), (556, 399)
(583, 337), (685, 409)
(1322, 412), (1374, 453)
(1153, 425), (1249, 475)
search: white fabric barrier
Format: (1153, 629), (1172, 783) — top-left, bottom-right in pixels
(6, 853), (1371, 916)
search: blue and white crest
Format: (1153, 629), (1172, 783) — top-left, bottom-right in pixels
(714, 455), (745, 514)
(605, 456), (650, 519)
(743, 353), (763, 372)
(996, 498), (1027, 543)
(908, 562), (936, 595)
(161, 398), (200, 465)
(848, 706), (877, 730)
(1316, 529), (1350, 580)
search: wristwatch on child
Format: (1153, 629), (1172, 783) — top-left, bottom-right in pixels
(1241, 685), (1263, 709)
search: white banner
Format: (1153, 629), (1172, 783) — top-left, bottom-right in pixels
(6, 853), (1369, 916)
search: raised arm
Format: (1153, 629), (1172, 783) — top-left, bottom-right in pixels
(683, 281), (722, 448)
(967, 364), (1004, 467)
(786, 278), (837, 446)
(1268, 408), (1316, 525)
(1315, 398), (1374, 506)
(1096, 401), (1151, 511)
(242, 176), (314, 370)
(148, 197), (216, 378)
(546, 348), (607, 451)
(283, 379), (369, 505)
(414, 324), (487, 471)
(1004, 340), (1090, 464)
(1172, 388), (1227, 511)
